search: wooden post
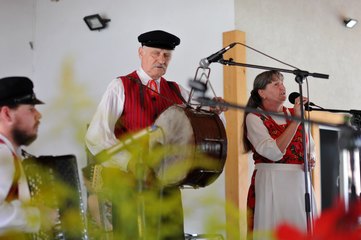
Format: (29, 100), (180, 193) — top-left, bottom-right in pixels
(223, 30), (248, 239)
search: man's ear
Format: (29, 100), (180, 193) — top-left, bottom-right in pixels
(0, 106), (13, 122)
(138, 46), (143, 58)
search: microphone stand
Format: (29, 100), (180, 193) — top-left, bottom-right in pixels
(305, 107), (361, 130)
(219, 59), (329, 80)
(187, 66), (211, 105)
(305, 106), (361, 212)
(294, 73), (314, 235)
(194, 97), (346, 135)
(218, 58), (329, 235)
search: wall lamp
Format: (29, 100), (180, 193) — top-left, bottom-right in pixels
(344, 18), (358, 28)
(83, 14), (111, 31)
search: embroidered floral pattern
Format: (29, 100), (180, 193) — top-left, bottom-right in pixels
(252, 107), (305, 165)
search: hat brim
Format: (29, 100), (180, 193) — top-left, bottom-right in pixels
(142, 42), (176, 50)
(22, 98), (44, 105)
(13, 93), (44, 105)
(0, 97), (44, 106)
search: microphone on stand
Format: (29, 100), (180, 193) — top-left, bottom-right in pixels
(288, 92), (322, 110)
(199, 42), (237, 68)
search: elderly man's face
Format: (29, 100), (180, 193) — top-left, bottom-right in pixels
(139, 46), (173, 80)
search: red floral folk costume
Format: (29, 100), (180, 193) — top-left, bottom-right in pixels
(246, 107), (316, 237)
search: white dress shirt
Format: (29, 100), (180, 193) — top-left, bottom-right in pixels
(0, 134), (40, 235)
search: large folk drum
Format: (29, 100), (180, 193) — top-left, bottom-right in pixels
(150, 105), (227, 188)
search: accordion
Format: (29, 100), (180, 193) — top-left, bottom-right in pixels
(23, 154), (88, 240)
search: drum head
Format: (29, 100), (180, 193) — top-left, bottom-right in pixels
(150, 105), (195, 186)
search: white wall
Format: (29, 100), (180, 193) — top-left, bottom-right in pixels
(0, 0), (234, 236)
(0, 0), (34, 76)
(235, 0), (361, 112)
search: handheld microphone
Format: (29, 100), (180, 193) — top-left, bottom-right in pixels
(199, 42), (237, 68)
(288, 92), (316, 107)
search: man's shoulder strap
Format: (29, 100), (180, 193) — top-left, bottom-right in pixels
(166, 80), (187, 104)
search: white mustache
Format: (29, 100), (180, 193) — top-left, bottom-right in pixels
(153, 64), (166, 69)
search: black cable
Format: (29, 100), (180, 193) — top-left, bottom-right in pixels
(234, 41), (300, 70)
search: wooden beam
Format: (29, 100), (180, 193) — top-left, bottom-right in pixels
(223, 30), (248, 239)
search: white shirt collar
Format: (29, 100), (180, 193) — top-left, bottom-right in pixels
(137, 67), (160, 85)
(0, 134), (21, 157)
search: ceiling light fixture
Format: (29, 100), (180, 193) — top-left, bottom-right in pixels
(344, 18), (358, 28)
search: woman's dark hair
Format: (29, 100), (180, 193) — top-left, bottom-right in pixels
(242, 70), (283, 152)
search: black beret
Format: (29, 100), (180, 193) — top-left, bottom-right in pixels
(0, 76), (44, 105)
(138, 30), (180, 50)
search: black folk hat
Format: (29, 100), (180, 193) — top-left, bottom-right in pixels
(0, 76), (44, 105)
(138, 30), (180, 50)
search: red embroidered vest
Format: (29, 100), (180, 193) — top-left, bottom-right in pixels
(114, 71), (184, 137)
(252, 107), (305, 164)
(0, 139), (21, 201)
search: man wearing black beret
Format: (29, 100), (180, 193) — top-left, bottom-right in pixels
(86, 29), (186, 239)
(86, 30), (227, 239)
(0, 77), (56, 237)
(138, 30), (180, 50)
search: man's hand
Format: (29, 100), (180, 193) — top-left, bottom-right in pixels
(210, 97), (228, 115)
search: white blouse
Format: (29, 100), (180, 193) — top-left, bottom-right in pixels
(246, 109), (315, 161)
